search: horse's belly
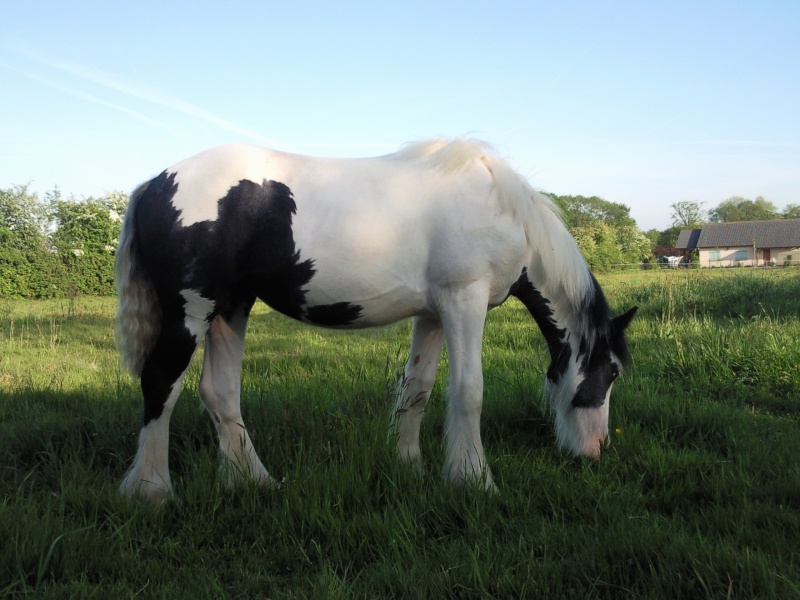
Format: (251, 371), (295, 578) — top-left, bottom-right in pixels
(299, 260), (429, 328)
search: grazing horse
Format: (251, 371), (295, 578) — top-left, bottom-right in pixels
(115, 139), (636, 501)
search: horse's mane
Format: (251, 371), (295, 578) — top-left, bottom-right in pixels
(394, 139), (593, 306)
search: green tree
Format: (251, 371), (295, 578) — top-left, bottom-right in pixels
(782, 203), (800, 219)
(656, 226), (684, 249)
(670, 201), (705, 228)
(616, 223), (652, 264)
(0, 184), (47, 247)
(549, 194), (635, 229)
(547, 193), (655, 269)
(0, 185), (64, 297)
(643, 229), (660, 248)
(49, 192), (127, 295)
(572, 221), (625, 271)
(708, 196), (778, 222)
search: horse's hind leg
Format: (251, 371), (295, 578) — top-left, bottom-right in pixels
(120, 311), (205, 502)
(390, 316), (445, 466)
(199, 307), (275, 489)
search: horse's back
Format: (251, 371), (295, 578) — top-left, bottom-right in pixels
(161, 142), (494, 226)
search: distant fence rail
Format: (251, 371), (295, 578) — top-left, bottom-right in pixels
(608, 260), (800, 272)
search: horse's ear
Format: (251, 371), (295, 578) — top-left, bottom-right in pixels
(613, 306), (638, 331)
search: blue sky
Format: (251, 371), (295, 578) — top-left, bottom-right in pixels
(2, 1), (798, 231)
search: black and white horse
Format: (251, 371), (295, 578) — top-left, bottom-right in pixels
(115, 139), (636, 501)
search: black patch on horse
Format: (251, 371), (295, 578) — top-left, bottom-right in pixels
(572, 359), (620, 408)
(132, 174), (363, 423)
(306, 302), (363, 326)
(141, 321), (198, 423)
(571, 335), (615, 408)
(136, 175), (362, 324)
(571, 275), (635, 408)
(509, 268), (571, 383)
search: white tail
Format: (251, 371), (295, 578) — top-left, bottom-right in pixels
(115, 181), (162, 376)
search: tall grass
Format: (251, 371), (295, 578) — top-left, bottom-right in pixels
(1, 270), (798, 598)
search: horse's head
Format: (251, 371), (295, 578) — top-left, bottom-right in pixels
(546, 305), (637, 459)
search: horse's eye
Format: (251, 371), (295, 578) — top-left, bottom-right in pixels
(611, 369), (620, 381)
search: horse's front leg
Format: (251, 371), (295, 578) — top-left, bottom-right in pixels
(438, 282), (496, 491)
(391, 316), (445, 467)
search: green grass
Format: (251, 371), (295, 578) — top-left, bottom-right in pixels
(1, 269), (799, 598)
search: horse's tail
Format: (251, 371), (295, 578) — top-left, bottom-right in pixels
(115, 181), (161, 377)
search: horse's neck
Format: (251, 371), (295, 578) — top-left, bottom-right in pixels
(516, 258), (593, 352)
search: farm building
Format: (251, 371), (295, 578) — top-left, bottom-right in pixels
(676, 219), (800, 267)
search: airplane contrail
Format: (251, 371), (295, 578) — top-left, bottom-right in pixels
(12, 46), (284, 147)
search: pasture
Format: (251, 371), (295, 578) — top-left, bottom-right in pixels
(1, 269), (799, 598)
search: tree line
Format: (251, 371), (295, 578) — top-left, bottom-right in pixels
(1, 184), (796, 299)
(547, 194), (652, 271)
(0, 185), (126, 298)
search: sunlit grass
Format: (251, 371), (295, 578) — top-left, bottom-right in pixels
(1, 269), (799, 597)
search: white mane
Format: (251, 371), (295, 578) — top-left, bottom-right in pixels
(394, 139), (593, 306)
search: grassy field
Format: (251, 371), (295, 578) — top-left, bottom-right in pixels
(1, 269), (799, 598)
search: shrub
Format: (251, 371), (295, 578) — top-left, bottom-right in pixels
(0, 186), (127, 298)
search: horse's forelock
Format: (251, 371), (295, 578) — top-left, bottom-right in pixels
(575, 285), (634, 374)
(573, 279), (614, 365)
